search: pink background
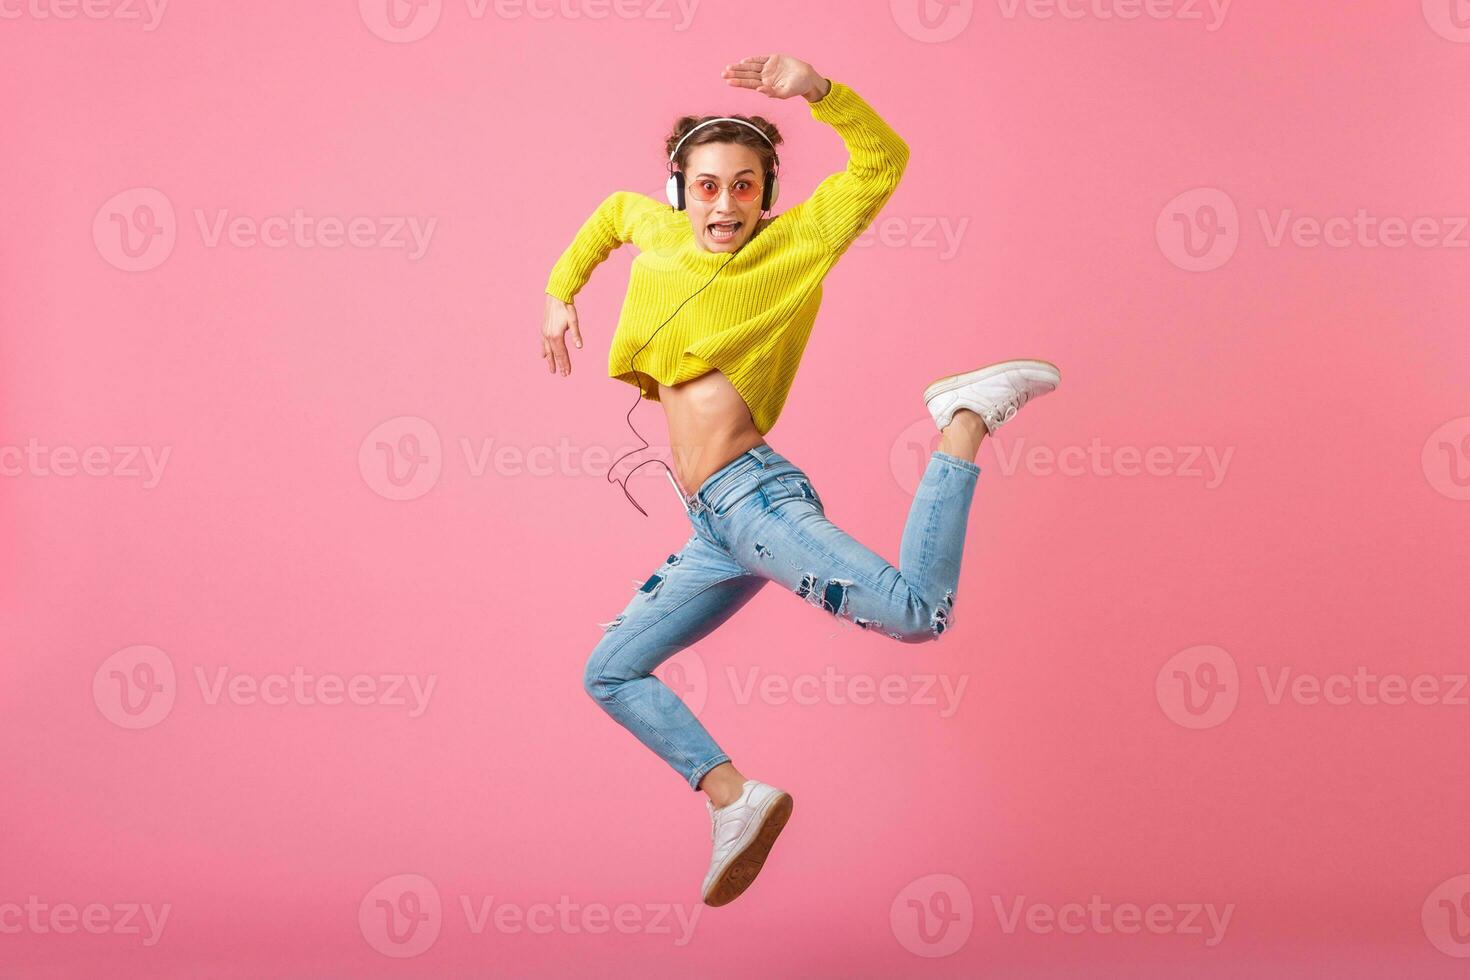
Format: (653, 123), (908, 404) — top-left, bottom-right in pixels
(4, 1), (1469, 977)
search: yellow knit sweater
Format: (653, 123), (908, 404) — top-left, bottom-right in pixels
(544, 80), (909, 435)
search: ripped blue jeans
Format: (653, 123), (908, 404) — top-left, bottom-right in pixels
(582, 442), (981, 791)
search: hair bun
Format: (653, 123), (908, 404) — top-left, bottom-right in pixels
(665, 114), (784, 173)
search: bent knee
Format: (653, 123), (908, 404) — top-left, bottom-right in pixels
(582, 665), (608, 701)
(582, 610), (636, 699)
(867, 612), (936, 644)
(885, 623), (941, 644)
(881, 592), (958, 644)
(582, 645), (620, 702)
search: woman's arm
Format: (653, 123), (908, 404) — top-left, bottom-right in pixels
(540, 191), (661, 377)
(791, 80), (911, 256)
(544, 190), (663, 303)
(722, 55), (910, 256)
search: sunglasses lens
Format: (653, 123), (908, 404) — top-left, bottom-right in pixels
(686, 178), (762, 203)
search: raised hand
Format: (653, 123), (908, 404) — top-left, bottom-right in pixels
(720, 54), (827, 102)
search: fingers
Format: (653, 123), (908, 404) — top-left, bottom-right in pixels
(722, 57), (767, 82)
(724, 56), (780, 97)
(566, 305), (582, 350)
(548, 332), (570, 376)
(722, 63), (763, 91)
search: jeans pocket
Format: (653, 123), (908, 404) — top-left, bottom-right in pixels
(762, 472), (823, 512)
(708, 482), (760, 518)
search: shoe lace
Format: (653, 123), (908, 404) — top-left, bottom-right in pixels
(981, 379), (1030, 430)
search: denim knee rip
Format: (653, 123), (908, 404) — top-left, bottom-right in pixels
(795, 572), (855, 618)
(792, 569), (958, 640)
(795, 572), (889, 631)
(598, 553), (684, 630)
(930, 589), (956, 637)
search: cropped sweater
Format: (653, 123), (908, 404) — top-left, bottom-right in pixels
(543, 80), (909, 436)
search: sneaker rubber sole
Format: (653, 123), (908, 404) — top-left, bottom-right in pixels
(703, 792), (794, 907)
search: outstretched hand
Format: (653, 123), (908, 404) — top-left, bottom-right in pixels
(541, 292), (581, 377)
(721, 54), (829, 102)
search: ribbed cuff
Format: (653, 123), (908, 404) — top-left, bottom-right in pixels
(808, 79), (850, 118)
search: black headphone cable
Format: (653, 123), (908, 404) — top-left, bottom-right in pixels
(606, 251), (736, 516)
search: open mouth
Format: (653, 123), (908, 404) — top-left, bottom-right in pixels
(707, 220), (742, 243)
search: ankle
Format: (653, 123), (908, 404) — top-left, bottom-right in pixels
(708, 782), (745, 809)
(701, 765), (748, 808)
(938, 410), (987, 460)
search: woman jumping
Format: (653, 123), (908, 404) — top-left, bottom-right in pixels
(540, 53), (1060, 908)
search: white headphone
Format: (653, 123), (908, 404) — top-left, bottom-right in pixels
(665, 117), (780, 212)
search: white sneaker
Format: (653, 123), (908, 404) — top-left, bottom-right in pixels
(700, 779), (794, 907)
(924, 358), (1061, 433)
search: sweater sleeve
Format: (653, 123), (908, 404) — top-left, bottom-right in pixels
(545, 191), (664, 302)
(785, 80), (911, 257)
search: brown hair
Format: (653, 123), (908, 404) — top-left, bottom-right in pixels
(665, 114), (783, 177)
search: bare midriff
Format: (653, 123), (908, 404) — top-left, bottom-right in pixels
(658, 369), (767, 498)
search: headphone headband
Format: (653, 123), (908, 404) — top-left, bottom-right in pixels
(668, 117), (776, 165)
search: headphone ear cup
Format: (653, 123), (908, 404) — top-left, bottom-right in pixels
(666, 172), (685, 210)
(765, 173), (779, 211)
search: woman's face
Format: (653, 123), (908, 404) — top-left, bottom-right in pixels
(681, 142), (767, 253)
